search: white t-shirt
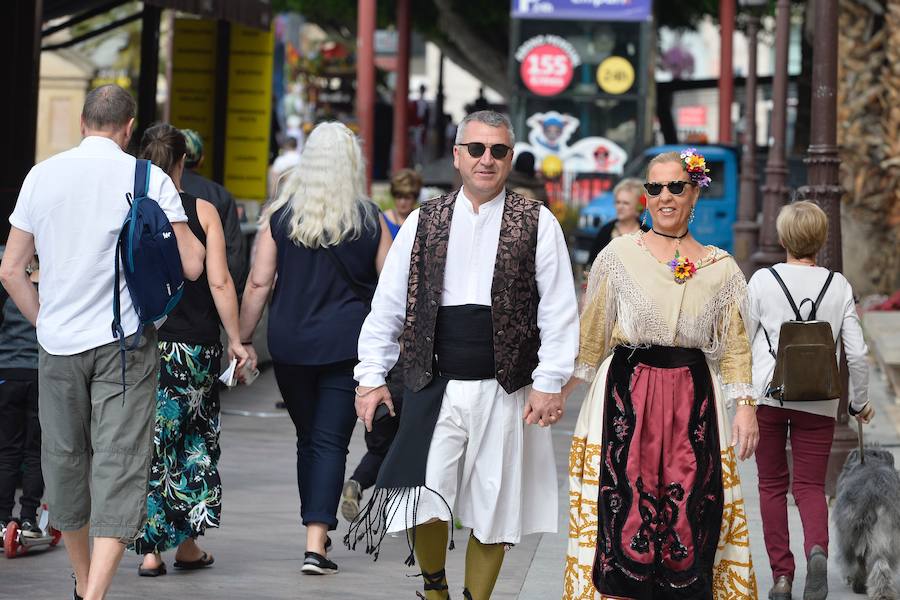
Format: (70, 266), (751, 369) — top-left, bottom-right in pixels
(746, 263), (869, 418)
(9, 136), (187, 356)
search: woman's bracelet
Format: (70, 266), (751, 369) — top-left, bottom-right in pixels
(736, 397), (758, 407)
(355, 384), (386, 398)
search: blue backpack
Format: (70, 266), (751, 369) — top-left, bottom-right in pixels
(111, 160), (185, 390)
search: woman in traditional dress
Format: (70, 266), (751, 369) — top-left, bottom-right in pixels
(133, 123), (249, 576)
(563, 149), (760, 600)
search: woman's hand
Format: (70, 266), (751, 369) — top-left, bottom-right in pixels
(227, 339), (250, 371)
(240, 343), (258, 372)
(731, 404), (759, 461)
(855, 402), (875, 424)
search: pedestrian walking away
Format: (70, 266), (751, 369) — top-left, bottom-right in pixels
(340, 167), (422, 522)
(130, 123), (250, 578)
(350, 110), (579, 600)
(181, 129), (248, 294)
(238, 121), (392, 577)
(562, 149), (759, 600)
(0, 84), (205, 600)
(0, 251), (43, 541)
(747, 200), (874, 600)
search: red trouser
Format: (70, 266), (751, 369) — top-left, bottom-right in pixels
(755, 405), (835, 579)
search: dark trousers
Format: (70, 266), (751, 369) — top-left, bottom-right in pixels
(350, 390), (403, 490)
(0, 375), (43, 522)
(755, 405), (835, 580)
(273, 360), (357, 531)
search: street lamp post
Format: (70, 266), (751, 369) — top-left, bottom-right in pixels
(752, 0), (793, 269)
(795, 0), (852, 498)
(733, 0), (767, 277)
(356, 0), (377, 191)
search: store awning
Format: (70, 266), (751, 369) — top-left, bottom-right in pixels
(43, 0), (271, 31)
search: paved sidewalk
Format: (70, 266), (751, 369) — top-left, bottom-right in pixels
(3, 363), (898, 599)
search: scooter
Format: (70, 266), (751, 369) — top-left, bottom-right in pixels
(2, 505), (62, 558)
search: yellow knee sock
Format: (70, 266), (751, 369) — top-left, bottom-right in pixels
(413, 520), (450, 600)
(463, 534), (506, 600)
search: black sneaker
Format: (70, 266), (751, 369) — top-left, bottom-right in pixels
(301, 551), (338, 575)
(20, 519), (42, 539)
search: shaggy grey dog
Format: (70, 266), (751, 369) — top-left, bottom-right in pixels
(834, 447), (900, 599)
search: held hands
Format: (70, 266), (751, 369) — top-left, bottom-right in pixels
(355, 385), (395, 432)
(228, 339), (250, 371)
(731, 404), (759, 461)
(524, 388), (565, 427)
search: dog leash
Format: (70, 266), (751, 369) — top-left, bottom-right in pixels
(858, 418), (865, 465)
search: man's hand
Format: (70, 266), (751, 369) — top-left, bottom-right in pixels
(355, 385), (395, 433)
(731, 404), (759, 461)
(524, 388), (564, 427)
(855, 402), (875, 424)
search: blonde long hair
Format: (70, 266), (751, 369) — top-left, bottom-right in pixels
(262, 122), (375, 248)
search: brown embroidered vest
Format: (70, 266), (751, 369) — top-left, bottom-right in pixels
(397, 189), (542, 394)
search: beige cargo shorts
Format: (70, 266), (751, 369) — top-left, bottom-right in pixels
(38, 328), (158, 541)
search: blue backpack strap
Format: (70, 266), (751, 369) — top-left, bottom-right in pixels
(134, 159), (151, 198)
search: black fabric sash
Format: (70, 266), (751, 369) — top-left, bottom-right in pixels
(345, 305), (495, 564)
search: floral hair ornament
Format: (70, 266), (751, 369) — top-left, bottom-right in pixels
(680, 148), (711, 189)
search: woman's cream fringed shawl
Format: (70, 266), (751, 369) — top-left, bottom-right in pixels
(564, 234), (758, 600)
(574, 234), (754, 403)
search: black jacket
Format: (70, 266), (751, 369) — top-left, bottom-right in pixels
(181, 169), (248, 294)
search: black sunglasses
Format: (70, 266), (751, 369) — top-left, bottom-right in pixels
(643, 180), (695, 197)
(455, 142), (512, 160)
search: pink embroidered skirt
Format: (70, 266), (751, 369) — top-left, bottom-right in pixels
(593, 345), (722, 599)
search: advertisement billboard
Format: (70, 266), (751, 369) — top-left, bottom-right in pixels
(511, 0), (652, 22)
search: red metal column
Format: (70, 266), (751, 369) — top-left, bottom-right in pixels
(356, 0), (377, 191)
(718, 0), (736, 143)
(391, 0), (410, 174)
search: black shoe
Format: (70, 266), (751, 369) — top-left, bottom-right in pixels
(301, 551), (338, 575)
(19, 519), (42, 539)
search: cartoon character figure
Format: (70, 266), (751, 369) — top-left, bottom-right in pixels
(514, 111), (627, 176)
(526, 111), (578, 154)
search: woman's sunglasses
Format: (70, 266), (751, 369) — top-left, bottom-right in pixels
(455, 142), (512, 160)
(643, 180), (695, 197)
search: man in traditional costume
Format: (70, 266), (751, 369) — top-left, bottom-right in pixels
(350, 110), (579, 600)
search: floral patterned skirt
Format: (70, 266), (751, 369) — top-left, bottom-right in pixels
(133, 342), (222, 555)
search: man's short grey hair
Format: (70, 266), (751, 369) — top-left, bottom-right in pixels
(81, 84), (136, 130)
(455, 110), (516, 146)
